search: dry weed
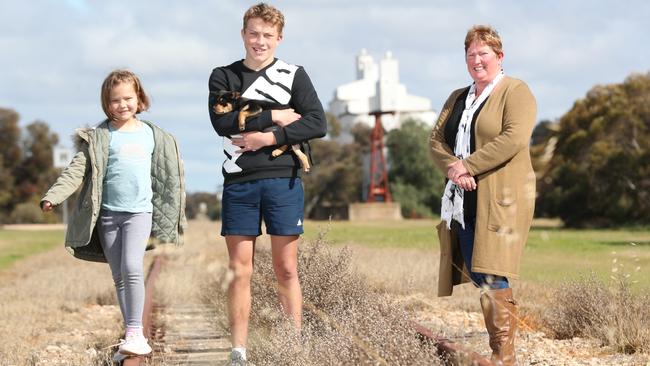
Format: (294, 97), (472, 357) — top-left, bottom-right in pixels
(205, 229), (443, 365)
(545, 273), (650, 354)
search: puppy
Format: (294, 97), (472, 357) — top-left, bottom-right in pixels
(212, 91), (280, 131)
(212, 91), (310, 172)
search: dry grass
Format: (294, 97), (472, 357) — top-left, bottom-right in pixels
(347, 245), (438, 296)
(0, 240), (123, 365)
(346, 240), (490, 319)
(152, 219), (228, 306)
(204, 227), (443, 366)
(544, 273), (650, 354)
(10, 219), (646, 364)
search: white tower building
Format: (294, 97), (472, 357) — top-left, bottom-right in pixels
(329, 49), (437, 143)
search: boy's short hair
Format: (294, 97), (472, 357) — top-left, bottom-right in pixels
(464, 25), (503, 56)
(100, 69), (150, 119)
(243, 3), (285, 35)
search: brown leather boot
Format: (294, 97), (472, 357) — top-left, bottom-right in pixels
(480, 287), (518, 366)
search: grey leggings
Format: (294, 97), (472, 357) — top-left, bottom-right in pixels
(98, 210), (152, 328)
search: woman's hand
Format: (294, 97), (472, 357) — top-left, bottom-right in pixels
(447, 160), (470, 182)
(232, 131), (277, 153)
(454, 174), (477, 191)
(41, 200), (54, 212)
(448, 159), (477, 191)
(271, 109), (301, 127)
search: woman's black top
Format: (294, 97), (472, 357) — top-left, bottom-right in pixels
(442, 87), (488, 220)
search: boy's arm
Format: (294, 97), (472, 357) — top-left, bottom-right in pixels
(208, 68), (274, 136)
(271, 67), (327, 146)
(41, 149), (88, 207)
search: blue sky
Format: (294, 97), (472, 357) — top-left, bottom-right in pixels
(1, 1), (648, 192)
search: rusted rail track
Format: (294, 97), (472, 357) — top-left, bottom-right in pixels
(119, 255), (492, 365)
(412, 321), (493, 366)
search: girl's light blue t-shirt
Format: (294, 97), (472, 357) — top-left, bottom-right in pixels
(102, 122), (154, 213)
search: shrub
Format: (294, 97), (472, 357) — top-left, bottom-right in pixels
(390, 181), (435, 218)
(205, 229), (442, 365)
(9, 202), (47, 224)
(545, 273), (650, 354)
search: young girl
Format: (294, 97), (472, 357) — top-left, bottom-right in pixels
(40, 69), (186, 360)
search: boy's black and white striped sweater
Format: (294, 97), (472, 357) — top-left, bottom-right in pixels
(208, 58), (327, 185)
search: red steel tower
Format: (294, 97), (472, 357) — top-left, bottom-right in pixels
(367, 111), (393, 202)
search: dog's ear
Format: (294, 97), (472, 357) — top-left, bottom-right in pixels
(217, 90), (231, 98)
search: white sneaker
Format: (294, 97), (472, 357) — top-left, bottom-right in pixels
(118, 333), (152, 355)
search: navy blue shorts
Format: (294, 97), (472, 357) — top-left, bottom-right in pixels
(221, 177), (304, 237)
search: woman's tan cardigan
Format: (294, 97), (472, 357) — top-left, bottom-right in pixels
(429, 76), (537, 296)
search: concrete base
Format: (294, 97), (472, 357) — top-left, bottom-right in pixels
(348, 202), (403, 221)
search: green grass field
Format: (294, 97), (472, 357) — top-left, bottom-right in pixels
(303, 219), (650, 290)
(0, 229), (64, 270)
(3, 220), (649, 290)
(524, 227), (649, 287)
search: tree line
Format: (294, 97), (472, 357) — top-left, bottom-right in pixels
(532, 72), (650, 227)
(0, 108), (60, 224)
(2, 71), (649, 227)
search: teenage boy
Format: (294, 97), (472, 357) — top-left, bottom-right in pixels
(208, 2), (327, 365)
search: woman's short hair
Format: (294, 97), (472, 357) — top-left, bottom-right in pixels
(100, 69), (150, 119)
(464, 25), (503, 56)
(243, 3), (285, 35)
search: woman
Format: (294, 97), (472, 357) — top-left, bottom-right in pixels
(429, 25), (536, 366)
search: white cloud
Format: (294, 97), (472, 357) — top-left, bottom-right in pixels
(79, 29), (220, 75)
(2, 0), (649, 192)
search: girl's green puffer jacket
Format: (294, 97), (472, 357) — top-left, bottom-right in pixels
(41, 120), (187, 262)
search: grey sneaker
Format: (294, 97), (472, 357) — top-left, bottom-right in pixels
(225, 350), (248, 366)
